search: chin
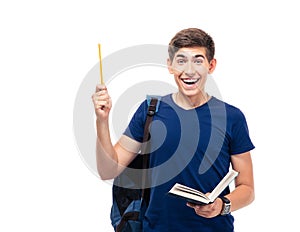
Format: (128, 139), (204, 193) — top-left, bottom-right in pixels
(180, 88), (201, 97)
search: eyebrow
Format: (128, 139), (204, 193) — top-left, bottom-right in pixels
(194, 54), (205, 59)
(175, 54), (187, 58)
(175, 54), (205, 59)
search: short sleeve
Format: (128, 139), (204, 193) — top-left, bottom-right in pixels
(123, 100), (148, 142)
(229, 109), (255, 155)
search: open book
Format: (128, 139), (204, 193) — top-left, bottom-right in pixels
(168, 169), (239, 205)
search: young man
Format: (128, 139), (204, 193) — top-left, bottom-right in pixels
(92, 28), (255, 231)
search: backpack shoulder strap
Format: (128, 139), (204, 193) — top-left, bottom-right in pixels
(141, 96), (160, 195)
(146, 95), (161, 114)
(142, 96), (160, 151)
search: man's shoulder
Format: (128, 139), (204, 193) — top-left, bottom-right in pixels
(146, 94), (172, 108)
(211, 97), (245, 119)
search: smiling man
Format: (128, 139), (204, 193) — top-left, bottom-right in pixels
(168, 46), (216, 109)
(92, 28), (255, 232)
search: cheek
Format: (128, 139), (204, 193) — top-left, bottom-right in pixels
(174, 75), (181, 84)
(170, 68), (184, 80)
(171, 63), (186, 74)
(194, 65), (209, 75)
(173, 76), (183, 88)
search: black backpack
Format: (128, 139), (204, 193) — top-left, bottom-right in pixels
(110, 97), (160, 232)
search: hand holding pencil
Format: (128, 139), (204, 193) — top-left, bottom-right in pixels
(92, 44), (112, 119)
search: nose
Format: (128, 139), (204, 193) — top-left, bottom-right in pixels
(184, 61), (196, 77)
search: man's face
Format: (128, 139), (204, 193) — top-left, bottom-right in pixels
(168, 47), (216, 97)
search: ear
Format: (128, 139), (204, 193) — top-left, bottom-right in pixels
(167, 58), (174, 74)
(208, 58), (217, 74)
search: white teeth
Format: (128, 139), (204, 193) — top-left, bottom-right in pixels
(184, 79), (197, 83)
(182, 78), (200, 84)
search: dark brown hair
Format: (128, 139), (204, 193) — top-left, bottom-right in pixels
(168, 28), (215, 63)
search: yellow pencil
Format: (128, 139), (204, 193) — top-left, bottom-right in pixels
(98, 43), (104, 84)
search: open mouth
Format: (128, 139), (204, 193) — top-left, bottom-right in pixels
(181, 78), (201, 85)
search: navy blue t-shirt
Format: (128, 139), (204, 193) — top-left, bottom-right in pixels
(124, 94), (255, 232)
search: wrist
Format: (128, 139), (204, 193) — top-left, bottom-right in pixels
(219, 196), (231, 215)
(96, 118), (110, 136)
(96, 117), (108, 125)
(216, 198), (223, 215)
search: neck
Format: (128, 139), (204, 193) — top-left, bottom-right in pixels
(174, 91), (210, 109)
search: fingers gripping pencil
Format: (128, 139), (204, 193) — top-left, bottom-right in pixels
(96, 44), (108, 111)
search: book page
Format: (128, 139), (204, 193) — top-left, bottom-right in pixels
(174, 184), (209, 200)
(208, 169), (239, 201)
(169, 183), (210, 204)
(168, 169), (239, 204)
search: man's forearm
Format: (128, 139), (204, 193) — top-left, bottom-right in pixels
(226, 184), (255, 212)
(95, 119), (119, 180)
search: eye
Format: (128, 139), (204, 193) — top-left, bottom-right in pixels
(194, 59), (204, 64)
(176, 59), (187, 65)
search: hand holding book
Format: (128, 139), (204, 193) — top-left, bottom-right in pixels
(168, 169), (239, 205)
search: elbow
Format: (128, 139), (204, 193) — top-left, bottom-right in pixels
(249, 188), (255, 204)
(98, 171), (112, 181)
(244, 186), (255, 206)
(96, 155), (118, 180)
(97, 164), (118, 180)
(100, 176), (113, 181)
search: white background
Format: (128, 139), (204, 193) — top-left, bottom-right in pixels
(1, 0), (299, 231)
